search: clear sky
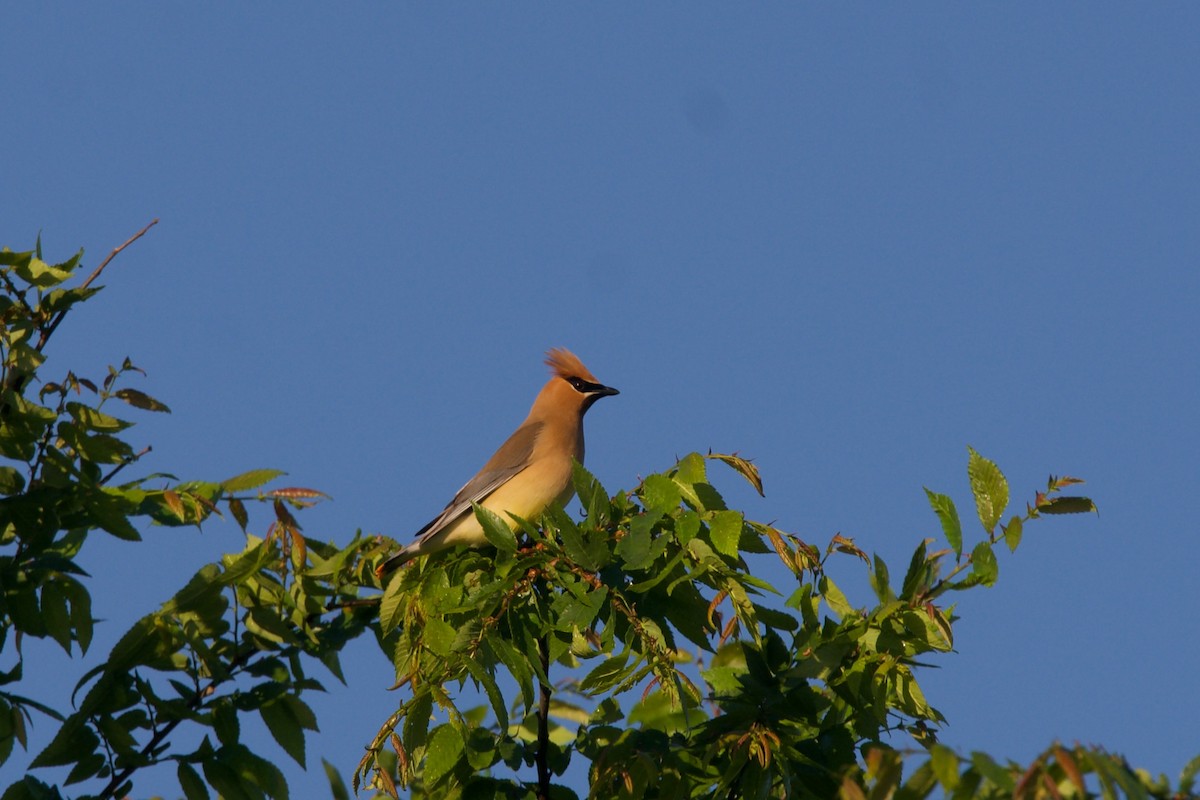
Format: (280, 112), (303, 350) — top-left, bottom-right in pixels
(4, 5), (1198, 795)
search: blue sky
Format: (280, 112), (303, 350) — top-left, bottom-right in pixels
(4, 5), (1198, 795)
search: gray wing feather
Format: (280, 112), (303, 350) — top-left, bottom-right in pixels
(377, 420), (544, 572)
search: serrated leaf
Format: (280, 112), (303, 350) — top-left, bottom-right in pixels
(423, 618), (458, 657)
(403, 693), (433, 754)
(463, 659), (508, 732)
(579, 653), (631, 695)
(221, 469), (287, 492)
(640, 474), (682, 514)
(708, 510), (743, 559)
(472, 503), (517, 552)
(967, 447), (1008, 533)
(552, 507), (599, 571)
(707, 451), (764, 496)
(924, 488), (963, 558)
(615, 521), (653, 570)
(261, 698), (306, 767)
(423, 724), (463, 787)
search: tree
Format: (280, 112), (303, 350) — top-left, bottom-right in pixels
(1, 228), (1196, 799)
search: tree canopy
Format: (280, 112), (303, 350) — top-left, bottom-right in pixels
(1, 230), (1195, 800)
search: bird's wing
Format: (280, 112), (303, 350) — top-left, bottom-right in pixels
(412, 419), (544, 545)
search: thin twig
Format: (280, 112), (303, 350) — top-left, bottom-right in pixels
(96, 646), (257, 800)
(99, 445), (152, 486)
(36, 218), (159, 352)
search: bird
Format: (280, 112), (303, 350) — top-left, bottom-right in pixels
(375, 348), (619, 575)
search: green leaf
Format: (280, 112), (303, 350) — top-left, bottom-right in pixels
(970, 751), (1014, 790)
(675, 511), (701, 545)
(260, 698), (307, 767)
(484, 635), (533, 712)
(212, 701), (240, 748)
(423, 617), (458, 657)
(671, 453), (709, 509)
(178, 761), (211, 800)
(40, 582), (72, 654)
(708, 510), (743, 559)
(14, 257), (72, 288)
(579, 653), (631, 695)
(423, 724), (464, 787)
(820, 575), (856, 618)
(572, 460), (609, 518)
(29, 715), (100, 768)
(1039, 496), (1098, 515)
(322, 759), (351, 800)
(641, 474), (682, 514)
(403, 693), (433, 754)
(924, 488), (962, 558)
(66, 402), (132, 432)
(1003, 516), (1023, 552)
(970, 541), (998, 587)
(929, 744), (960, 790)
(967, 447), (1008, 533)
(112, 387), (171, 412)
(378, 573), (406, 639)
(869, 555), (893, 603)
(221, 469), (287, 492)
(1180, 752), (1200, 794)
(59, 578), (93, 655)
(472, 503), (517, 552)
(40, 285), (101, 316)
(0, 466), (26, 495)
(463, 658), (508, 731)
(555, 586), (608, 631)
(549, 505), (607, 571)
(615, 520), (654, 570)
(900, 540), (930, 600)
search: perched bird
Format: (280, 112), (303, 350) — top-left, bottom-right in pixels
(376, 348), (618, 575)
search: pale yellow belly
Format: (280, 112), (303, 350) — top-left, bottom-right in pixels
(436, 456), (576, 548)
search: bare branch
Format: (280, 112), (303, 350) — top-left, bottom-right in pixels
(36, 218), (159, 352)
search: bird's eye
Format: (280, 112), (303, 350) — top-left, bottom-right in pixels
(568, 377), (588, 392)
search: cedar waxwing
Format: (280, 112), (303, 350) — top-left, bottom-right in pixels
(375, 348), (618, 574)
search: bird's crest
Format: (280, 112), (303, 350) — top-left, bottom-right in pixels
(545, 348), (598, 383)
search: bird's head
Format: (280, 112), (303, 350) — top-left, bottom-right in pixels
(539, 347), (619, 415)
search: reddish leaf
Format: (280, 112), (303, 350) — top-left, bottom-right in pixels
(162, 490), (185, 521)
(229, 498), (249, 532)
